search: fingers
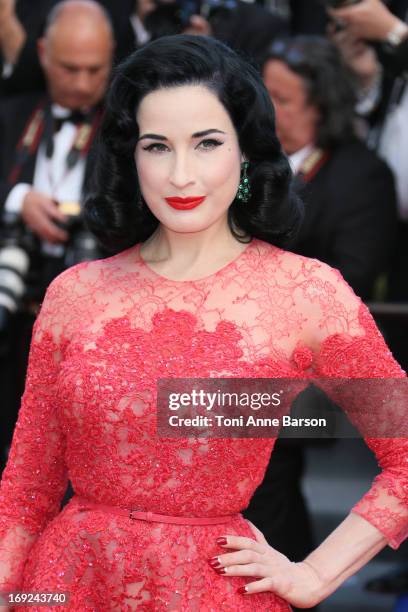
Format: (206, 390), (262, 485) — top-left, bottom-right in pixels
(42, 199), (68, 224)
(209, 537), (322, 606)
(328, 0), (397, 41)
(238, 577), (275, 595)
(210, 543), (283, 574)
(36, 216), (69, 244)
(216, 534), (265, 554)
(209, 549), (261, 569)
(327, 2), (367, 29)
(213, 562), (265, 578)
(22, 192), (69, 243)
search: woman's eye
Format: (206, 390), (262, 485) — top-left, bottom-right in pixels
(142, 143), (169, 153)
(197, 139), (223, 150)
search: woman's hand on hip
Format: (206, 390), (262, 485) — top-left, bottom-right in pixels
(208, 521), (324, 608)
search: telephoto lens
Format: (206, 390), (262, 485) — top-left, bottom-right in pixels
(0, 245), (30, 352)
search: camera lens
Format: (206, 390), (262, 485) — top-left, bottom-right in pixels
(0, 246), (30, 351)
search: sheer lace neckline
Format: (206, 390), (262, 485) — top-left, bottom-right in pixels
(136, 238), (258, 283)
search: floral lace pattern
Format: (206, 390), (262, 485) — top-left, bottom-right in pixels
(0, 239), (406, 611)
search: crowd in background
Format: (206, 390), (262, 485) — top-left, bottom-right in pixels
(0, 0), (407, 608)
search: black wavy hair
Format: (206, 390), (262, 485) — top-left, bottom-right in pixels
(261, 36), (357, 149)
(85, 34), (303, 253)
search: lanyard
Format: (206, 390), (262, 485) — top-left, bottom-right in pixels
(45, 123), (92, 198)
(297, 148), (331, 183)
(8, 101), (103, 187)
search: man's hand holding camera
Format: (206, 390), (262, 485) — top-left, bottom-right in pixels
(21, 191), (69, 244)
(330, 0), (408, 44)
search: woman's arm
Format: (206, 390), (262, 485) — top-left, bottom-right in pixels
(0, 273), (71, 596)
(208, 261), (407, 607)
(209, 511), (387, 607)
(0, 526), (36, 610)
(303, 511), (387, 600)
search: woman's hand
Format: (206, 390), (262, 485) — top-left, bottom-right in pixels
(208, 522), (324, 608)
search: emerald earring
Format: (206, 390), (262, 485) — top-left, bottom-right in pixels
(237, 161), (251, 203)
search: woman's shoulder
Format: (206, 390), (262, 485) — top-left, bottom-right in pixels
(47, 245), (140, 291)
(36, 246), (141, 340)
(253, 241), (364, 337)
(39, 246), (139, 321)
(253, 239), (351, 290)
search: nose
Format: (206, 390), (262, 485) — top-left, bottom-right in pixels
(169, 152), (195, 190)
(73, 70), (93, 96)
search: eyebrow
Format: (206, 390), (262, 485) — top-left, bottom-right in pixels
(138, 129), (226, 141)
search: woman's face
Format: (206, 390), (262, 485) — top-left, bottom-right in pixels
(134, 85), (242, 234)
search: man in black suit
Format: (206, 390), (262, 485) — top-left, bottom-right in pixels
(262, 35), (397, 300)
(0, 0), (133, 96)
(244, 38), (397, 611)
(0, 0), (114, 469)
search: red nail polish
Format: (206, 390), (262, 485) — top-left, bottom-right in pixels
(215, 567), (226, 575)
(216, 537), (227, 546)
(208, 558), (222, 568)
(237, 586), (247, 594)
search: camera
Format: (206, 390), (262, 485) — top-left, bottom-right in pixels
(0, 202), (100, 348)
(0, 212), (33, 351)
(58, 201), (101, 267)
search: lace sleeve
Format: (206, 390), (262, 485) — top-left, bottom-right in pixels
(303, 263), (407, 550)
(0, 273), (70, 592)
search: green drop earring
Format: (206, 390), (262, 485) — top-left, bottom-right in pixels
(237, 161), (251, 203)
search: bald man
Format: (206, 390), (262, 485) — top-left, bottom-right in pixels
(0, 0), (133, 96)
(38, 0), (113, 112)
(0, 0), (114, 470)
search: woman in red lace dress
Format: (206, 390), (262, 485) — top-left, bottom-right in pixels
(0, 35), (407, 611)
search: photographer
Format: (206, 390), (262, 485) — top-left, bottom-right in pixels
(0, 1), (135, 97)
(0, 0), (113, 470)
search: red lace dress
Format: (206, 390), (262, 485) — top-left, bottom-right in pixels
(0, 239), (407, 611)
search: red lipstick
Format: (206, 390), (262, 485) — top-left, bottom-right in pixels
(165, 196), (206, 210)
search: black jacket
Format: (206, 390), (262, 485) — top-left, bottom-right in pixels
(0, 93), (97, 204)
(292, 139), (397, 301)
(0, 92), (102, 300)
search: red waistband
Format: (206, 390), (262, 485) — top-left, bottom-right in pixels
(74, 496), (239, 525)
